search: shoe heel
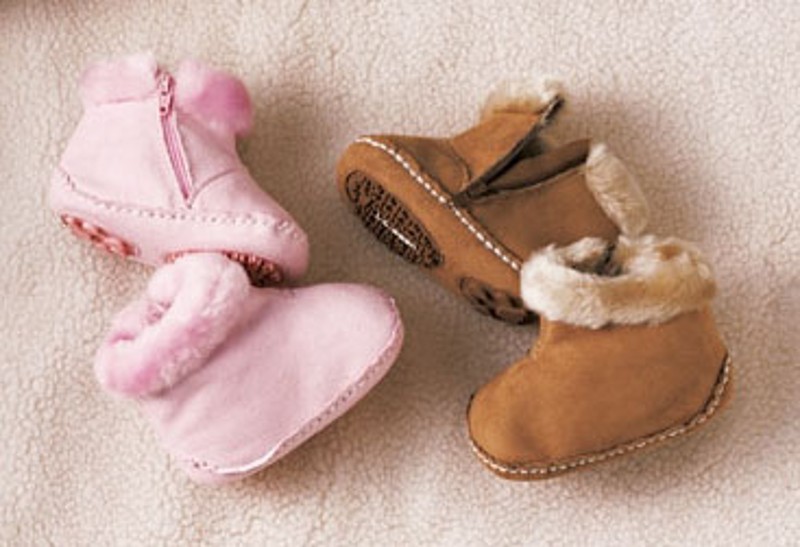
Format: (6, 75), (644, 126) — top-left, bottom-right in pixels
(459, 277), (535, 324)
(221, 251), (283, 287)
(60, 214), (136, 258)
(163, 250), (283, 288)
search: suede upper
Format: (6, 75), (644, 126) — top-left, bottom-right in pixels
(468, 308), (728, 468)
(50, 53), (309, 279)
(336, 93), (646, 322)
(95, 254), (404, 484)
(467, 235), (731, 478)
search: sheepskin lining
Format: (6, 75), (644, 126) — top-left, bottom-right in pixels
(479, 80), (649, 236)
(584, 144), (649, 236)
(520, 236), (716, 328)
(94, 253), (250, 397)
(78, 53), (252, 137)
(480, 79), (564, 121)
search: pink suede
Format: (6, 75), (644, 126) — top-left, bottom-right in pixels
(95, 254), (404, 484)
(50, 53), (308, 280)
(79, 52), (158, 107)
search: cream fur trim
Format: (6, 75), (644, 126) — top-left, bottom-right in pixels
(584, 143), (649, 236)
(520, 235), (716, 328)
(480, 79), (563, 122)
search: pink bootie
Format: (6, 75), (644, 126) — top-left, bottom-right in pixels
(50, 53), (308, 286)
(94, 253), (404, 484)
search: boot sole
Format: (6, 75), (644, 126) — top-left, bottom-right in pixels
(59, 214), (283, 287)
(458, 276), (535, 325)
(340, 157), (534, 325)
(61, 214), (137, 258)
(468, 354), (734, 480)
(344, 171), (443, 268)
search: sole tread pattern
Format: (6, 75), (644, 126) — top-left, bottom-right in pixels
(61, 214), (136, 258)
(459, 277), (535, 325)
(345, 171), (443, 269)
(61, 215), (282, 287)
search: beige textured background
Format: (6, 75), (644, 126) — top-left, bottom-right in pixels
(1, 1), (798, 545)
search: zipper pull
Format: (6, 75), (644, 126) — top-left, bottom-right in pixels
(158, 73), (174, 117)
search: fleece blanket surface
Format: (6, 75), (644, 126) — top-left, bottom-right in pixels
(1, 1), (798, 545)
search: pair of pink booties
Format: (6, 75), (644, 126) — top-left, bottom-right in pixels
(49, 53), (404, 484)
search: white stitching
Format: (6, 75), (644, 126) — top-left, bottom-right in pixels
(471, 355), (732, 476)
(355, 137), (522, 272)
(56, 168), (303, 235)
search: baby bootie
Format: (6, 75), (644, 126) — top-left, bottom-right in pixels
(50, 53), (308, 286)
(336, 82), (649, 324)
(94, 253), (404, 484)
(467, 235), (732, 479)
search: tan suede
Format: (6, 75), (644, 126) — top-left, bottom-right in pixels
(467, 307), (731, 479)
(449, 112), (544, 182)
(337, 138), (517, 316)
(469, 168), (619, 259)
(469, 139), (590, 195)
(336, 106), (629, 324)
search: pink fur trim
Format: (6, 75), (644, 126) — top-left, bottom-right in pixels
(79, 52), (158, 108)
(94, 253), (250, 397)
(174, 59), (253, 136)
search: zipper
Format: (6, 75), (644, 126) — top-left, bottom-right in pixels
(158, 72), (192, 201)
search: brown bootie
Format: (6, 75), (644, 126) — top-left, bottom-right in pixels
(467, 235), (732, 479)
(337, 82), (649, 324)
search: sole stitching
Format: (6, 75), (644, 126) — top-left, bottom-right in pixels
(470, 355), (732, 476)
(55, 169), (302, 235)
(355, 137), (522, 272)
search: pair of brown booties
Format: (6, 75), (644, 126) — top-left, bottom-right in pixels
(336, 81), (732, 480)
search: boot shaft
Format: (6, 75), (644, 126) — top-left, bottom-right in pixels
(95, 253), (404, 483)
(468, 235), (730, 475)
(51, 53), (309, 282)
(383, 98), (561, 197)
(60, 53), (253, 209)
